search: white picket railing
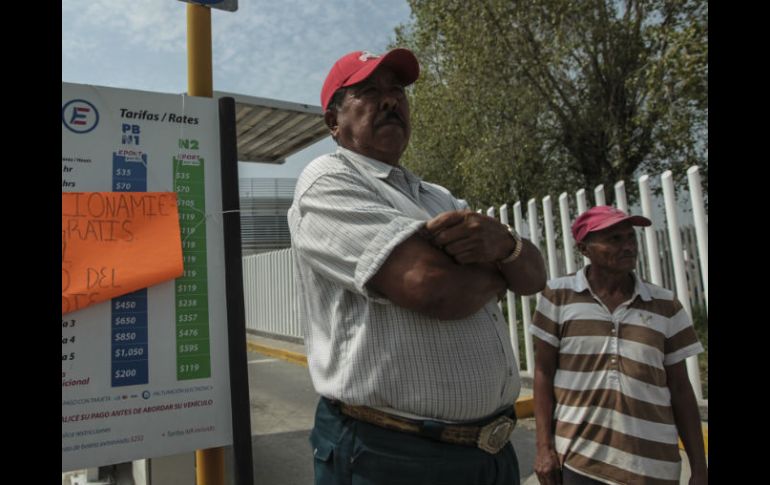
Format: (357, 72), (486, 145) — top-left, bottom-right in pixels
(241, 166), (708, 401)
(242, 248), (303, 340)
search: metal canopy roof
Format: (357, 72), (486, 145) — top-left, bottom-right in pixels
(214, 91), (329, 164)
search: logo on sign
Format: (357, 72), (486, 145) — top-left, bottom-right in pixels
(62, 99), (99, 134)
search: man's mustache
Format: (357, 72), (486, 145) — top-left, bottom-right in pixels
(375, 111), (405, 129)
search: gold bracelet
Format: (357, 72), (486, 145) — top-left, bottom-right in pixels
(499, 225), (523, 264)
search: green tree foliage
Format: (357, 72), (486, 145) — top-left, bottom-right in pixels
(393, 0), (707, 209)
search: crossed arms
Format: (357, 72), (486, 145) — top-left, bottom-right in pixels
(368, 210), (546, 320)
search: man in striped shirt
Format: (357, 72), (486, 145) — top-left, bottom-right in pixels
(289, 48), (546, 484)
(530, 206), (707, 485)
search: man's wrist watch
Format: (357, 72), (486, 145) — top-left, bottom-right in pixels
(498, 225), (523, 265)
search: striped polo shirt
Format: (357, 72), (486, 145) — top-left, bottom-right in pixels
(530, 267), (703, 485)
(288, 148), (520, 422)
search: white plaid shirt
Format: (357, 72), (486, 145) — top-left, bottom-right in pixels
(288, 147), (520, 422)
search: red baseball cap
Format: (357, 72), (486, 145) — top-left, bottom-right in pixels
(571, 205), (651, 243)
(320, 48), (420, 110)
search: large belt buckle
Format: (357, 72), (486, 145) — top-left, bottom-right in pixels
(476, 415), (515, 454)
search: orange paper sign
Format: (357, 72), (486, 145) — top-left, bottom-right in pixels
(62, 192), (185, 314)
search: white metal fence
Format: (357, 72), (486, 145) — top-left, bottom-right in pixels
(242, 166), (708, 401)
(242, 248), (303, 340)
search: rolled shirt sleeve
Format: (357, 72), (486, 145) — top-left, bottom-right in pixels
(290, 167), (424, 303)
(530, 285), (561, 348)
(663, 298), (704, 366)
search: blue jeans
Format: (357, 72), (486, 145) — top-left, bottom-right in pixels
(309, 397), (521, 485)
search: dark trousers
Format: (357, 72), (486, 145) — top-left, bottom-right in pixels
(309, 397), (520, 485)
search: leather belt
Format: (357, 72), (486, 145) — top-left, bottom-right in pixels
(336, 402), (516, 454)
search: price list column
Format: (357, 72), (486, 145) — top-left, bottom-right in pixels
(111, 148), (149, 387)
(173, 143), (211, 380)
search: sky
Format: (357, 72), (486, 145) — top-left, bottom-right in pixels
(62, 0), (413, 179)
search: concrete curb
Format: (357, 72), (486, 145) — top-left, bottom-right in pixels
(247, 341), (307, 368)
(514, 396), (535, 419)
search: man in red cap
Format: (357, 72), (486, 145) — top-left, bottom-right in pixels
(288, 49), (547, 484)
(530, 206), (707, 484)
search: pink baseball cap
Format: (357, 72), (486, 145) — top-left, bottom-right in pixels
(320, 48), (420, 110)
(571, 205), (651, 243)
